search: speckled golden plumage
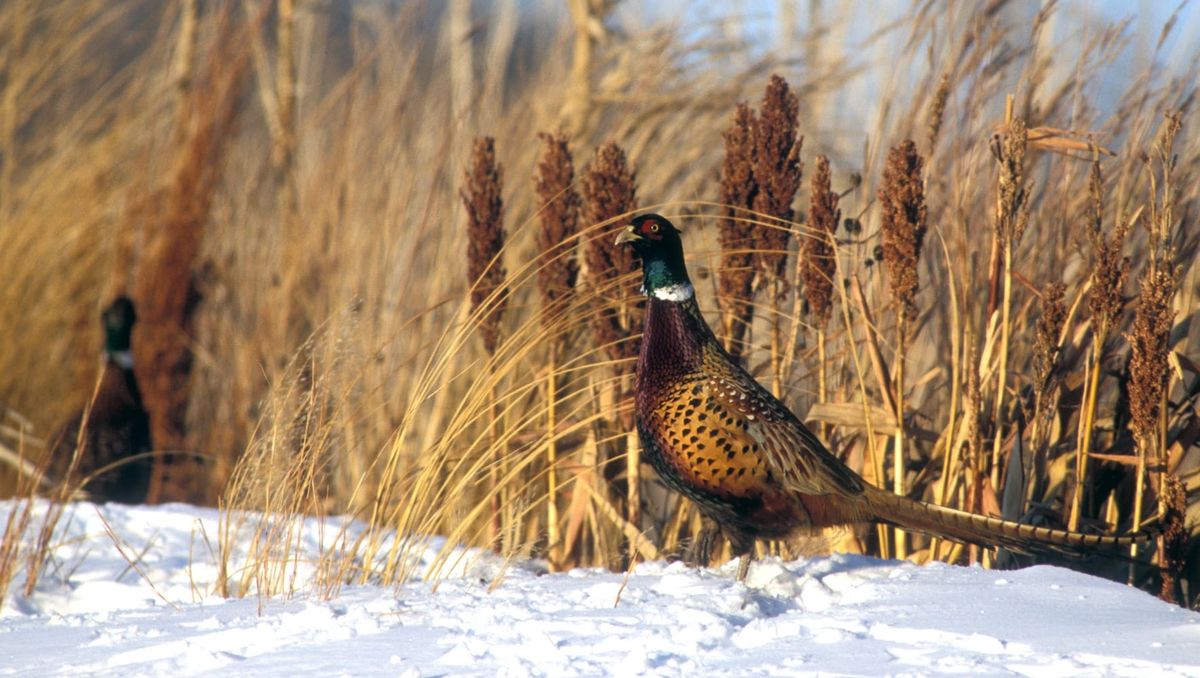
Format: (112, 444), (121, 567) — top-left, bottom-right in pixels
(619, 214), (1152, 576)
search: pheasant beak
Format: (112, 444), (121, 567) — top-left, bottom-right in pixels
(614, 225), (643, 246)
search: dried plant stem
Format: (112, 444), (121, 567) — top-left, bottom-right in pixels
(565, 0), (604, 133)
(846, 274), (889, 559)
(878, 138), (927, 559)
(1127, 397), (1151, 581)
(1069, 340), (1102, 531)
(625, 430), (640, 531)
(274, 0), (296, 190)
(488, 367), (503, 550)
(933, 237), (962, 517)
(1125, 388), (1169, 582)
(816, 331), (828, 440)
(448, 0), (473, 131)
(770, 278), (784, 397)
(893, 320), (908, 559)
(781, 267), (804, 385)
(990, 242), (1013, 490)
(545, 346), (561, 565)
(173, 0), (198, 111)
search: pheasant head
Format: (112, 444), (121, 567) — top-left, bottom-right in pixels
(614, 213), (694, 302)
(102, 296), (137, 367)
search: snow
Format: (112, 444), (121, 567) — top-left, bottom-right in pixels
(2, 502), (1198, 676)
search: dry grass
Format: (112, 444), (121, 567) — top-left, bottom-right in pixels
(1, 1), (1198, 609)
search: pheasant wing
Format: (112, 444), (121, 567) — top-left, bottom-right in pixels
(701, 355), (864, 499)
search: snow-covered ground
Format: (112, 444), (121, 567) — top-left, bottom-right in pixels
(1, 501), (1198, 677)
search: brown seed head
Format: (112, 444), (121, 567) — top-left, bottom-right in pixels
(582, 141), (638, 281)
(802, 154), (839, 328)
(462, 136), (507, 355)
(1032, 281), (1066, 399)
(1155, 111), (1183, 164)
(719, 102), (758, 357)
(1127, 266), (1177, 454)
(927, 73), (951, 155)
(995, 117), (1029, 246)
(751, 75), (803, 288)
(1086, 167), (1130, 339)
(1087, 157), (1103, 237)
(879, 140), (927, 325)
(1148, 111), (1184, 267)
(582, 141), (639, 366)
(534, 131), (581, 331)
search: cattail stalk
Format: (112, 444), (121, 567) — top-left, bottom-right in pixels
(581, 140), (640, 529)
(879, 139), (927, 559)
(990, 102), (1029, 500)
(534, 131), (581, 567)
(564, 0), (613, 133)
(796, 155), (838, 435)
(846, 274), (890, 559)
(1126, 267), (1175, 574)
(544, 345), (561, 560)
(1129, 111), (1183, 576)
(718, 103), (758, 360)
(750, 75), (803, 397)
(926, 73), (950, 157)
(582, 141), (638, 371)
(1027, 281), (1066, 501)
(448, 0), (473, 131)
(274, 0), (296, 190)
(1158, 476), (1188, 604)
(1070, 159), (1128, 531)
(173, 0), (198, 129)
(462, 137), (509, 551)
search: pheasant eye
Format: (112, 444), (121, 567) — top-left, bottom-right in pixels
(649, 223), (660, 233)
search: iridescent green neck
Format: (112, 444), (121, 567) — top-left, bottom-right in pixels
(105, 324), (132, 355)
(642, 258), (693, 302)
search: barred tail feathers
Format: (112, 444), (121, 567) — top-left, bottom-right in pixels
(861, 485), (1153, 557)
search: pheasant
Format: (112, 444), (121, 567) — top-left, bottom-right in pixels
(616, 213), (1150, 579)
(48, 296), (152, 504)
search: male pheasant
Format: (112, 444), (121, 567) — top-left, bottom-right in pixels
(616, 213), (1149, 578)
(48, 296), (152, 503)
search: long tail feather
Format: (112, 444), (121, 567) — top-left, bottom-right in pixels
(862, 486), (1156, 558)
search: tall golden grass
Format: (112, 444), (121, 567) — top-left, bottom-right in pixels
(1, 1), (1197, 607)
